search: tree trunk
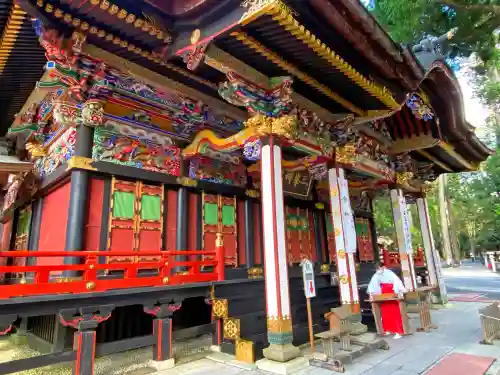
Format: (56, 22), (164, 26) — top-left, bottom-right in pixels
(439, 174), (454, 265)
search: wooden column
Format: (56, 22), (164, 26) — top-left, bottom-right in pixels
(64, 124), (93, 268)
(174, 187), (188, 272)
(328, 167), (359, 314)
(417, 197), (448, 303)
(261, 137), (300, 362)
(60, 305), (113, 375)
(144, 303), (180, 369)
(390, 189), (416, 291)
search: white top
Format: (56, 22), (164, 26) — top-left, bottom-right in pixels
(367, 268), (406, 295)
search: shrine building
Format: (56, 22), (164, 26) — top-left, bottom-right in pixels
(0, 0), (492, 374)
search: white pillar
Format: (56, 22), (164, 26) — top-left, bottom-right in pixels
(484, 253), (489, 268)
(390, 189), (416, 291)
(417, 197), (447, 303)
(260, 137), (299, 362)
(328, 167), (360, 314)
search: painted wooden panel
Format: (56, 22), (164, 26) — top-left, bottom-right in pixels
(165, 190), (178, 251)
(37, 181), (71, 268)
(325, 213), (337, 264)
(356, 218), (375, 262)
(253, 202), (262, 266)
(84, 178), (104, 251)
(202, 193), (237, 266)
(107, 178), (164, 262)
(137, 183), (163, 261)
(237, 200), (246, 267)
(285, 206), (314, 264)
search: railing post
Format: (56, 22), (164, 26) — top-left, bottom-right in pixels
(216, 233), (224, 281)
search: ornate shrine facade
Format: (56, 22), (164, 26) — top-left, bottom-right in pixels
(0, 0), (492, 374)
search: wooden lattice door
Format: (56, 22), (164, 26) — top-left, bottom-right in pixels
(356, 218), (375, 262)
(202, 192), (237, 266)
(13, 206), (32, 272)
(136, 183), (163, 261)
(107, 178), (163, 262)
(285, 206), (313, 264)
(324, 213), (337, 263)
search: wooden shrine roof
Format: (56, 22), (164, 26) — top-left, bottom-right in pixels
(0, 0), (45, 131)
(0, 0), (492, 177)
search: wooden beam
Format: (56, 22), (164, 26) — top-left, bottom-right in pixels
(83, 44), (247, 121)
(438, 141), (479, 171)
(416, 149), (453, 172)
(204, 45), (349, 123)
(390, 134), (439, 154)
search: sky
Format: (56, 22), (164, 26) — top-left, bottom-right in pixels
(456, 69), (490, 130)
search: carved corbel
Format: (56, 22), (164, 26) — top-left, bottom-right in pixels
(53, 101), (81, 128)
(335, 143), (356, 164)
(81, 99), (105, 127)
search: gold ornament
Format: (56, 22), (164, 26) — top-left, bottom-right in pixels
(396, 172), (414, 185)
(267, 315), (292, 334)
(336, 144), (356, 164)
(86, 281), (96, 290)
(223, 318), (241, 340)
(244, 114), (297, 139)
(212, 299), (228, 319)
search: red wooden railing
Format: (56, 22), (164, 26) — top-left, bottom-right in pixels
(0, 245), (225, 299)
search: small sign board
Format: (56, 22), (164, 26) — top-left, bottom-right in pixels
(302, 260), (316, 298)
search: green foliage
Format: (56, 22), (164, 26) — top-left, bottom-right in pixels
(372, 0), (500, 60)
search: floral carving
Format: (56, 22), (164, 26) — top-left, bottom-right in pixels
(407, 94), (434, 121)
(81, 100), (104, 127)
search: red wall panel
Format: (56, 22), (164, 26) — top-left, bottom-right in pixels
(237, 200), (246, 266)
(83, 178), (104, 251)
(37, 181), (71, 266)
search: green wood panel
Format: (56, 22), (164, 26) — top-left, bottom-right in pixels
(113, 191), (135, 219)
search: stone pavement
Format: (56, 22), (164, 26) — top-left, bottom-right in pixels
(150, 301), (496, 375)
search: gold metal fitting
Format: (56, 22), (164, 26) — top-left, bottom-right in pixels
(89, 264), (95, 269)
(162, 277), (169, 284)
(86, 281), (96, 290)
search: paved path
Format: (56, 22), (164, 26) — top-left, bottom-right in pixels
(151, 263), (500, 375)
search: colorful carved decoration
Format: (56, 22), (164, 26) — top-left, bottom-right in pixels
(336, 144), (356, 164)
(81, 99), (104, 127)
(3, 177), (22, 212)
(308, 163), (328, 180)
(243, 139), (262, 161)
(92, 127), (181, 176)
(415, 163), (438, 181)
(219, 71), (293, 117)
(350, 191), (372, 213)
(294, 108), (354, 154)
(407, 94), (434, 121)
(369, 120), (392, 141)
(183, 42), (208, 71)
(53, 101), (81, 127)
(34, 127), (76, 178)
(354, 133), (390, 165)
(393, 153), (415, 173)
(189, 157), (246, 186)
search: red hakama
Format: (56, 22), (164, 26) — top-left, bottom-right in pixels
(380, 283), (404, 335)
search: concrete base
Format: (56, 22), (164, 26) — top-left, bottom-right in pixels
(256, 357), (309, 375)
(263, 343), (301, 362)
(351, 321), (368, 335)
(210, 345), (221, 353)
(148, 358), (175, 371)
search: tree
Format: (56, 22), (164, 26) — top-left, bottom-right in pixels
(371, 0), (499, 61)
